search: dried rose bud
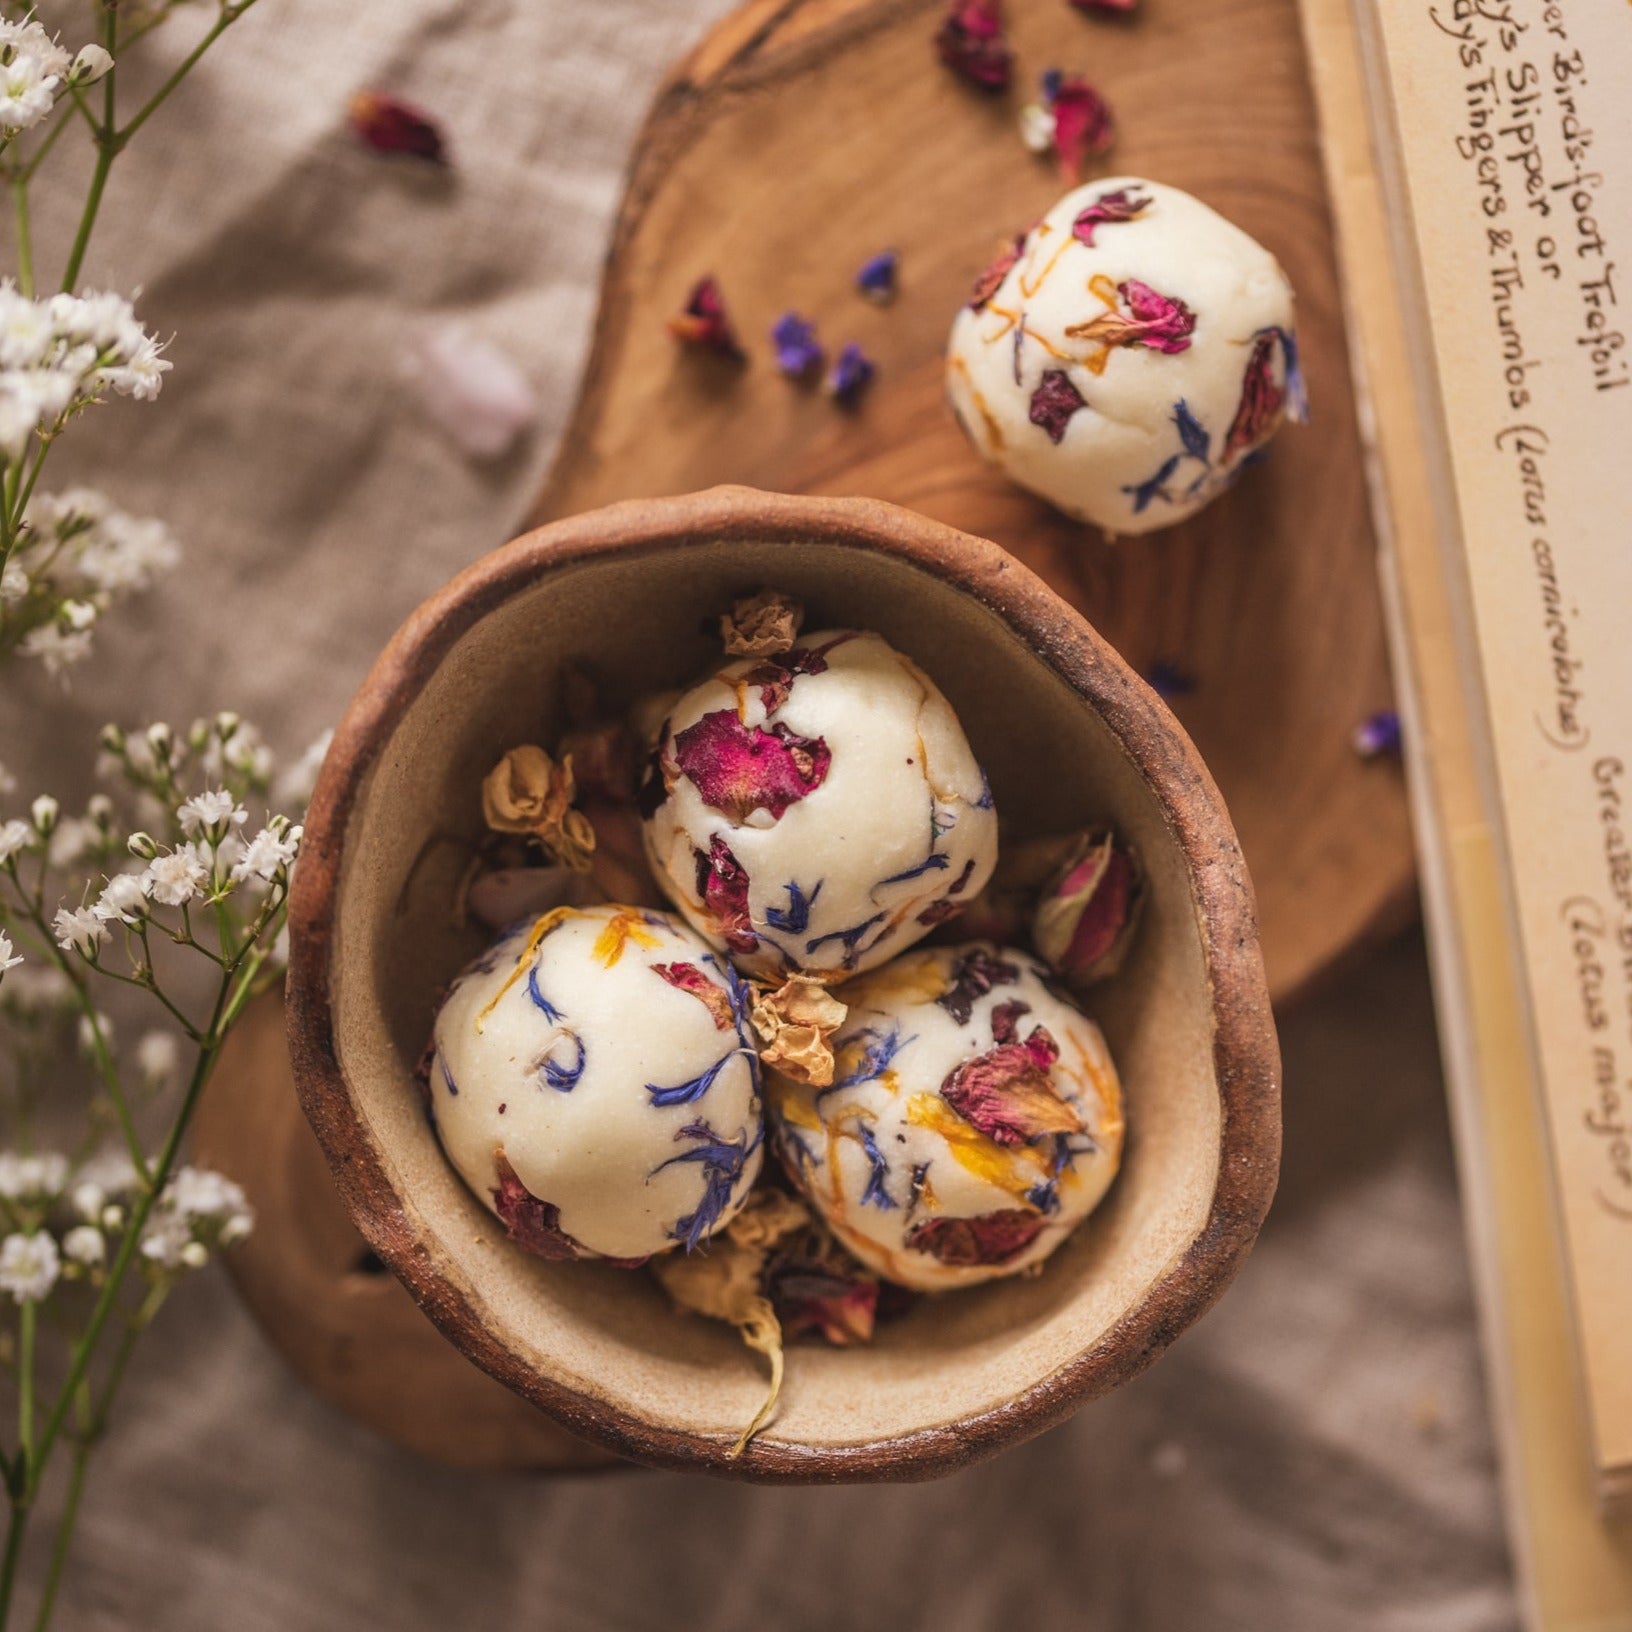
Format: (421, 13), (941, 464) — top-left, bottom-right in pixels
(720, 588), (804, 658)
(481, 745), (596, 874)
(936, 0), (1013, 90)
(1031, 828), (1142, 987)
(348, 90), (448, 163)
(751, 975), (848, 1088)
(667, 276), (743, 359)
(557, 720), (635, 804)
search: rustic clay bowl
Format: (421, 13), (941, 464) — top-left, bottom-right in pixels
(287, 486), (1280, 1482)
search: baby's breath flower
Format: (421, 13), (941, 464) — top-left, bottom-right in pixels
(30, 794), (58, 834)
(68, 44), (113, 86)
(52, 904), (105, 956)
(0, 963), (70, 1018)
(0, 20), (66, 134)
(0, 1152), (68, 1201)
(139, 1166), (253, 1272)
(70, 1150), (139, 1223)
(61, 1224), (104, 1267)
(0, 818), (30, 863)
(75, 1011), (112, 1058)
(19, 620), (93, 677)
(0, 931), (20, 974)
(48, 814), (100, 868)
(93, 871), (147, 924)
(134, 1029), (178, 1086)
(0, 1232), (59, 1303)
(142, 843), (206, 906)
(177, 788), (246, 838)
(230, 823), (300, 884)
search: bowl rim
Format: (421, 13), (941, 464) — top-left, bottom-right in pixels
(286, 484), (1281, 1483)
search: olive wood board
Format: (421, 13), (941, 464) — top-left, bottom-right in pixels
(211, 0), (1411, 1473)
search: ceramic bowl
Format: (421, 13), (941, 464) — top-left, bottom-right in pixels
(286, 486), (1280, 1482)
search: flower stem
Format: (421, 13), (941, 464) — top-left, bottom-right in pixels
(16, 1304), (33, 1474)
(0, 1499), (29, 1632)
(29, 1430), (85, 1632)
(11, 181), (32, 299)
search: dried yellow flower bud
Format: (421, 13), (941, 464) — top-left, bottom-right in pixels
(651, 1189), (811, 1456)
(719, 588), (804, 657)
(750, 975), (848, 1088)
(480, 745), (596, 874)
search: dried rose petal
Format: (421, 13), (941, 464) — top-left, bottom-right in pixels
(1069, 278), (1195, 355)
(1032, 827), (1143, 987)
(750, 975), (848, 1087)
(721, 589), (804, 658)
(667, 276), (744, 359)
(1223, 331), (1286, 463)
(348, 91), (448, 163)
(1070, 0), (1137, 12)
(673, 711), (831, 823)
(1029, 369), (1088, 444)
(906, 1208), (1045, 1266)
(939, 1021), (1081, 1146)
(937, 947), (1020, 1025)
(969, 232), (1026, 311)
(737, 635), (850, 714)
(767, 1253), (879, 1345)
(696, 834), (756, 954)
(1071, 185), (1152, 247)
(936, 0), (1012, 91)
(1048, 75), (1114, 181)
(654, 961), (739, 1031)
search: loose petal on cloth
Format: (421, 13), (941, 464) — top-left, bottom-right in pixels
(401, 324), (537, 461)
(348, 90), (448, 162)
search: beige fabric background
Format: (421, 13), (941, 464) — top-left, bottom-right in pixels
(1, 1), (1517, 1626)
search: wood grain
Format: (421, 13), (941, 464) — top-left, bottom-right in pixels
(532, 0), (1416, 1003)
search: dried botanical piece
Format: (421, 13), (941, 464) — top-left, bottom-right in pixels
(1353, 709), (1403, 760)
(720, 588), (804, 658)
(765, 1230), (881, 1344)
(1029, 369), (1088, 444)
(826, 341), (875, 406)
(935, 0), (1012, 91)
(556, 720), (635, 805)
(481, 745), (596, 874)
(666, 275), (744, 359)
(770, 312), (823, 378)
(1031, 827), (1143, 988)
(855, 250), (898, 305)
(765, 944), (1123, 1290)
(1067, 278), (1195, 354)
(969, 233), (1027, 312)
(651, 1189), (811, 1455)
(751, 974), (848, 1087)
(402, 325), (536, 460)
(348, 90), (448, 163)
(1024, 72), (1114, 182)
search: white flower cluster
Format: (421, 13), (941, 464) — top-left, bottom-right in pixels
(3, 489), (180, 678)
(0, 1149), (253, 1303)
(137, 1165), (253, 1272)
(0, 282), (170, 464)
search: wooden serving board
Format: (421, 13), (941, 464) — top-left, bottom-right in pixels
(532, 0), (1416, 1004)
(208, 0), (1412, 1473)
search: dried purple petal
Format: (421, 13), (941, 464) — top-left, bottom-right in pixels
(969, 233), (1027, 311)
(936, 0), (1012, 91)
(1071, 185), (1151, 246)
(1047, 75), (1114, 181)
(1353, 710), (1402, 759)
(1222, 331), (1286, 463)
(1032, 828), (1143, 987)
(348, 90), (448, 163)
(937, 947), (1019, 1025)
(673, 710), (831, 823)
(667, 276), (744, 359)
(1029, 369), (1088, 444)
(826, 341), (875, 407)
(770, 312), (824, 378)
(855, 250), (898, 305)
(653, 1119), (752, 1250)
(1173, 400), (1211, 465)
(695, 834), (756, 955)
(905, 1208), (1045, 1266)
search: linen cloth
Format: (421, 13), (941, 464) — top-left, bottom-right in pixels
(0, 1), (1516, 1626)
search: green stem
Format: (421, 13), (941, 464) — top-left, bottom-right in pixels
(0, 1499), (29, 1632)
(16, 1303), (33, 1474)
(29, 1428), (85, 1632)
(117, 2), (260, 147)
(26, 971), (230, 1498)
(11, 180), (31, 299)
